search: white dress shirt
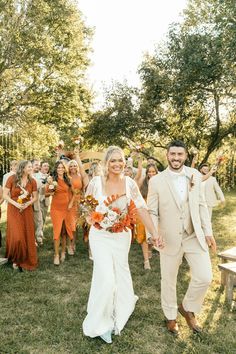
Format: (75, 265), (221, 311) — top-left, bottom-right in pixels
(168, 166), (188, 203)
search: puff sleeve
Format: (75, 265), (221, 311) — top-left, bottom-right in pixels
(127, 177), (147, 209)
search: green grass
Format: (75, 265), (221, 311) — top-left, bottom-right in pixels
(0, 191), (236, 354)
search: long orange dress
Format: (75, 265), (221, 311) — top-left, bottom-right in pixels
(50, 178), (73, 240)
(5, 175), (38, 270)
(135, 198), (147, 244)
(70, 175), (83, 232)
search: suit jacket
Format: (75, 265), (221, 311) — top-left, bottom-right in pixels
(147, 166), (213, 256)
(204, 176), (225, 207)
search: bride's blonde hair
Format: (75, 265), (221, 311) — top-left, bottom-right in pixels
(103, 146), (125, 178)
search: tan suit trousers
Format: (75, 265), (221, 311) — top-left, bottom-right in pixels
(160, 232), (212, 320)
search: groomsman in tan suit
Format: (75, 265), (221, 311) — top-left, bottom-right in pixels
(147, 140), (216, 335)
(199, 164), (225, 220)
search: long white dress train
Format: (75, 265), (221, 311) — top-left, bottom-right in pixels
(82, 176), (147, 338)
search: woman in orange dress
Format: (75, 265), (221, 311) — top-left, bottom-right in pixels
(67, 158), (89, 255)
(46, 161), (74, 265)
(3, 160), (38, 271)
(135, 162), (158, 270)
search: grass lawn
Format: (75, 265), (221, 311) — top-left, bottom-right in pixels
(0, 190), (236, 354)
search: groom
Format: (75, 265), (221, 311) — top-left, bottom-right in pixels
(147, 140), (216, 335)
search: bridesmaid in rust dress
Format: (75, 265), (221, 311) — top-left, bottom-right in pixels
(67, 157), (89, 254)
(3, 160), (38, 271)
(46, 161), (74, 265)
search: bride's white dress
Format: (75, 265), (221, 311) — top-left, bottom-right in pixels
(82, 176), (147, 338)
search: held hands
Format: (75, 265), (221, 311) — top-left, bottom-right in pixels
(205, 236), (217, 253)
(148, 234), (165, 249)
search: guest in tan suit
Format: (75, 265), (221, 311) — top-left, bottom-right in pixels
(199, 164), (225, 219)
(147, 140), (216, 335)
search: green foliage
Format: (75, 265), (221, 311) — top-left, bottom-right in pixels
(84, 82), (138, 147)
(85, 0), (236, 169)
(0, 190), (236, 353)
(0, 0), (93, 136)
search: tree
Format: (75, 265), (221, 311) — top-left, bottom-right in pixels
(137, 3), (236, 163)
(0, 0), (92, 136)
(84, 82), (138, 147)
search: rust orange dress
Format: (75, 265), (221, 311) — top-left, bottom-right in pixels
(70, 175), (83, 232)
(135, 198), (147, 244)
(50, 178), (73, 240)
(5, 175), (38, 270)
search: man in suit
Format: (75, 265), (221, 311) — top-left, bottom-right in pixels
(199, 164), (225, 220)
(147, 140), (216, 335)
(32, 159), (44, 245)
(38, 161), (50, 226)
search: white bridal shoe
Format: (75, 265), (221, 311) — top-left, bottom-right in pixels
(100, 330), (112, 344)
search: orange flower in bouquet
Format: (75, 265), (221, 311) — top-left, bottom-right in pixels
(91, 211), (105, 223)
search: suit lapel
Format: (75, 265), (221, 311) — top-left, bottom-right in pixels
(163, 169), (182, 210)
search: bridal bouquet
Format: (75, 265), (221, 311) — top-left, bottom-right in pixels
(78, 194), (137, 233)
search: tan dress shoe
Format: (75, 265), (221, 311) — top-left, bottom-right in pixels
(178, 303), (202, 333)
(166, 319), (179, 335)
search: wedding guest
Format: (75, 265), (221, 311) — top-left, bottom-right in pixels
(2, 160), (18, 187)
(84, 161), (103, 254)
(199, 163), (225, 219)
(3, 160), (38, 271)
(46, 161), (74, 265)
(41, 162), (50, 175)
(135, 162), (158, 269)
(67, 156), (89, 254)
(88, 161), (102, 181)
(31, 159), (44, 245)
(38, 162), (50, 226)
(82, 146), (163, 344)
(147, 140), (216, 335)
(124, 166), (134, 178)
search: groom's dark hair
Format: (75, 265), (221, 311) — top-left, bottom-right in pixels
(167, 140), (187, 151)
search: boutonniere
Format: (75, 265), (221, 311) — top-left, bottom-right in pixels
(186, 174), (195, 191)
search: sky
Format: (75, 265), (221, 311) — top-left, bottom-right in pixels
(77, 0), (188, 104)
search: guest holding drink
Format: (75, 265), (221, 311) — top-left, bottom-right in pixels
(3, 160), (38, 271)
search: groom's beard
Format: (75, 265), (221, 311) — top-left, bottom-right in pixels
(168, 159), (185, 171)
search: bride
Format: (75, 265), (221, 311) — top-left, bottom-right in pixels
(82, 146), (163, 343)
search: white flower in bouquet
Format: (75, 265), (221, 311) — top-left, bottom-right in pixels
(95, 204), (108, 214)
(107, 210), (119, 222)
(100, 217), (113, 229)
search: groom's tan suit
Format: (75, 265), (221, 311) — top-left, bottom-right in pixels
(147, 166), (213, 320)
